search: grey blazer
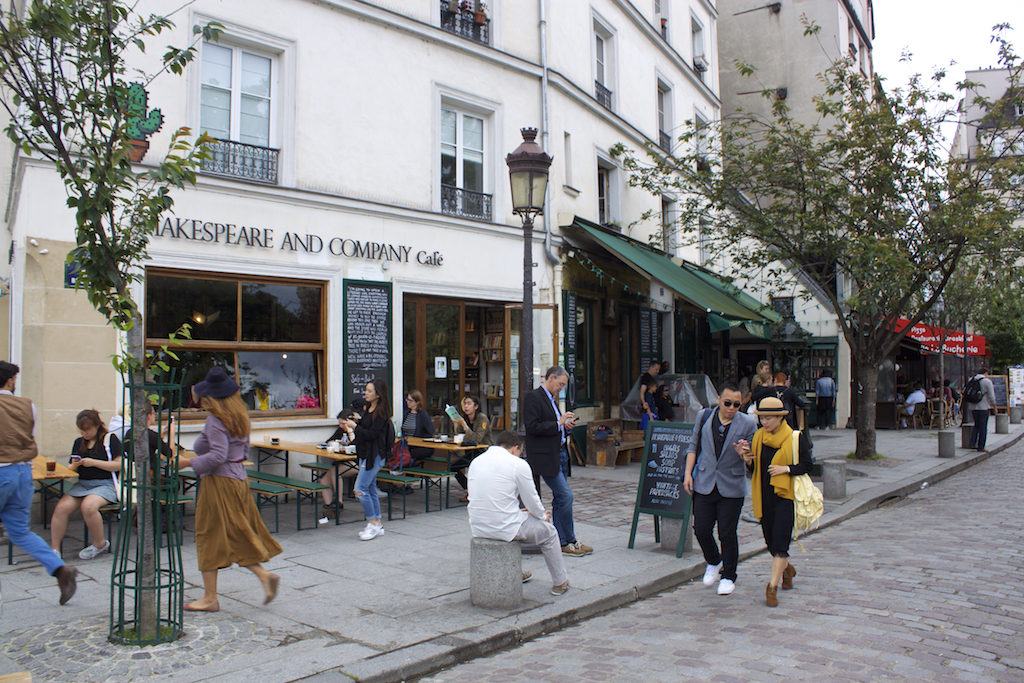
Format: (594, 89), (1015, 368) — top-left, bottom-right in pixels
(686, 408), (757, 499)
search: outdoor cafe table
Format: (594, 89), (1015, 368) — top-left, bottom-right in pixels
(254, 439), (358, 524)
(404, 436), (486, 469)
(31, 455), (77, 527)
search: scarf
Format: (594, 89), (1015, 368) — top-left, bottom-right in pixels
(750, 421), (796, 518)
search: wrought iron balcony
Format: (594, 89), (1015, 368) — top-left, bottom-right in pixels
(441, 184), (492, 221)
(659, 130), (672, 152)
(595, 81), (613, 109)
(201, 138), (279, 185)
(440, 1), (490, 45)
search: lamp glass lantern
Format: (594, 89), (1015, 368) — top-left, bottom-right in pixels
(506, 127), (552, 218)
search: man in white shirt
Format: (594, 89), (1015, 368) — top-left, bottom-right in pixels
(468, 431), (569, 596)
(897, 383), (927, 428)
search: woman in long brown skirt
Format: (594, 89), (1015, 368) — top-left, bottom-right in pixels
(177, 367), (281, 612)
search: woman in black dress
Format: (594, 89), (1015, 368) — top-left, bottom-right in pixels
(738, 396), (813, 607)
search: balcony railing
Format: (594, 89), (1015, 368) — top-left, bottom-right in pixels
(595, 80), (613, 109)
(441, 184), (492, 221)
(201, 138), (279, 185)
(440, 1), (490, 45)
(659, 130), (672, 152)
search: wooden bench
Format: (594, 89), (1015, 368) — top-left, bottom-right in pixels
(585, 419), (645, 467)
(84, 493), (194, 553)
(376, 471), (421, 520)
(248, 479), (290, 532)
(389, 466), (453, 511)
(246, 470), (330, 530)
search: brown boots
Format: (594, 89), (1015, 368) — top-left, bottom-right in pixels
(765, 583), (778, 607)
(782, 563), (796, 590)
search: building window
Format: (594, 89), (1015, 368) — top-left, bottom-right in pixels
(563, 131), (574, 188)
(771, 296), (795, 318)
(697, 215), (710, 265)
(597, 160), (617, 227)
(199, 41), (279, 184)
(691, 18), (708, 79)
(439, 0), (490, 45)
(574, 298), (595, 405)
(441, 106), (492, 220)
(657, 81), (672, 152)
(594, 20), (614, 109)
(655, 0), (669, 40)
(661, 197), (676, 253)
(145, 270), (326, 416)
(694, 112), (710, 171)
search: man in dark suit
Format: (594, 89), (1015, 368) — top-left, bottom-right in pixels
(524, 366), (593, 557)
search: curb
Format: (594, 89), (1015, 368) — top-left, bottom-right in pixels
(327, 430), (1024, 683)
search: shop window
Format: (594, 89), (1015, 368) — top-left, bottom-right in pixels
(146, 270), (325, 416)
(199, 41), (279, 184)
(574, 298), (595, 405)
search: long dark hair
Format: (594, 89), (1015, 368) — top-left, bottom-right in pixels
(368, 378), (391, 420)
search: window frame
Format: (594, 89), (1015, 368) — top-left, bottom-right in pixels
(657, 78), (673, 151)
(199, 40), (279, 149)
(592, 14), (616, 108)
(596, 154), (619, 228)
(144, 267), (328, 419)
(691, 16), (707, 79)
(437, 93), (497, 220)
(441, 107), (487, 194)
(573, 297), (596, 406)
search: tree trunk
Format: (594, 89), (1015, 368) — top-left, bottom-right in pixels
(853, 361), (879, 459)
(126, 316), (157, 638)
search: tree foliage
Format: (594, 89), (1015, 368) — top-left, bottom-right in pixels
(612, 25), (1024, 458)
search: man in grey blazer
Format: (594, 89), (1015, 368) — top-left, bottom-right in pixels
(683, 382), (756, 596)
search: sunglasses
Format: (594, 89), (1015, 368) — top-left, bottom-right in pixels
(721, 400), (742, 408)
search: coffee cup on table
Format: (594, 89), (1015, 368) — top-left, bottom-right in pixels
(270, 437), (280, 445)
(453, 434), (465, 444)
(45, 458), (57, 473)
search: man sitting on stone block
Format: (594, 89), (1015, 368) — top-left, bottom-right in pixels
(468, 430), (570, 596)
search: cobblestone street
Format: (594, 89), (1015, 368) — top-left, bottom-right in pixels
(423, 441), (1024, 682)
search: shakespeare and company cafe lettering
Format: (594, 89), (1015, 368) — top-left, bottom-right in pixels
(154, 216), (444, 266)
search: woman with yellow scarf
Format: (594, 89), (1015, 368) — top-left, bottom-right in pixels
(737, 396), (813, 607)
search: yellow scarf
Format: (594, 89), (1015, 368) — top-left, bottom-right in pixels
(750, 421), (796, 519)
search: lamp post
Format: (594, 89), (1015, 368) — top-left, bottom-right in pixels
(506, 127), (552, 421)
(935, 295), (946, 427)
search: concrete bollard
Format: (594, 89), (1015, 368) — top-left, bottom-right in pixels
(1011, 406), (1022, 425)
(470, 538), (522, 608)
(822, 459), (847, 499)
(659, 516), (694, 555)
(937, 430), (955, 458)
(995, 413), (1009, 434)
(961, 425), (974, 449)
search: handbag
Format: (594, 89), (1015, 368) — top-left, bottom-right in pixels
(790, 430), (823, 543)
(388, 437), (413, 471)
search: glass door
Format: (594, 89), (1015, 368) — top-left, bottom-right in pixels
(424, 302), (462, 428)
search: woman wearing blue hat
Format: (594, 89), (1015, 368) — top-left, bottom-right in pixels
(177, 367), (281, 612)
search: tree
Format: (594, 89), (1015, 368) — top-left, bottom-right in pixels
(612, 26), (1024, 459)
(0, 0), (216, 639)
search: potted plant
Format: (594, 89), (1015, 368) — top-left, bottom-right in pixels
(474, 1), (487, 24)
(123, 82), (164, 162)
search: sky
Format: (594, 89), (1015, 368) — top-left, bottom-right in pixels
(871, 1), (1024, 89)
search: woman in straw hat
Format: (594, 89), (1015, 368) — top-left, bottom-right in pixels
(177, 367), (281, 612)
(737, 396), (813, 607)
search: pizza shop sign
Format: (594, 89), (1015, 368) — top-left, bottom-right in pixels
(153, 216), (444, 266)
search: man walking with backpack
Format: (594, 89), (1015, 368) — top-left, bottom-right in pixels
(965, 366), (996, 452)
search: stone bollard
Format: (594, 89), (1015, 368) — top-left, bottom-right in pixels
(470, 538), (522, 608)
(937, 430), (955, 458)
(822, 459), (847, 499)
(995, 413), (1009, 434)
(1011, 406), (1022, 425)
(659, 516), (694, 556)
(961, 424), (974, 449)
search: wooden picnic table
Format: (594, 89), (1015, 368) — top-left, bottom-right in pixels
(32, 455), (77, 527)
(404, 436), (485, 469)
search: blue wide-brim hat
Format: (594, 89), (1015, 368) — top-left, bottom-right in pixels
(194, 367), (240, 399)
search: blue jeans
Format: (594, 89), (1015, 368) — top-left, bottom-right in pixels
(541, 448), (575, 546)
(0, 463), (64, 575)
(354, 456), (384, 521)
(970, 410), (989, 450)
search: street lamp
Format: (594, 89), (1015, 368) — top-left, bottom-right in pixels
(506, 127), (552, 420)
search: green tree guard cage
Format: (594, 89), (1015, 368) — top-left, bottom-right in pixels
(109, 372), (185, 645)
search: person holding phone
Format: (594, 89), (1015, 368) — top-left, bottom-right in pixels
(523, 366), (592, 558)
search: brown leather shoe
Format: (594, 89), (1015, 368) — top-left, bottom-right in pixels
(56, 565), (78, 606)
(782, 563), (796, 590)
(765, 582), (778, 607)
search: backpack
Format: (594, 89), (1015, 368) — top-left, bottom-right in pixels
(383, 419), (409, 469)
(790, 431), (823, 542)
(963, 377), (983, 404)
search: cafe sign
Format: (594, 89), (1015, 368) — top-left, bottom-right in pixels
(154, 216), (444, 266)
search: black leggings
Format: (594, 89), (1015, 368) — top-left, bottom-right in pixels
(760, 494), (794, 557)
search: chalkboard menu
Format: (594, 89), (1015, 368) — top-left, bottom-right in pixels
(639, 308), (661, 370)
(988, 374), (1009, 410)
(343, 280), (392, 407)
(628, 420), (694, 557)
(563, 291), (577, 405)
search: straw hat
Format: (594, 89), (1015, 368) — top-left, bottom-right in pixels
(754, 396), (789, 416)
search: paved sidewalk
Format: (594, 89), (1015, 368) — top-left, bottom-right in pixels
(1, 421), (1021, 682)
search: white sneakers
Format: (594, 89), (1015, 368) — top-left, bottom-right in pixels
(358, 523), (384, 541)
(78, 540), (109, 560)
(717, 578), (736, 595)
(702, 562), (722, 587)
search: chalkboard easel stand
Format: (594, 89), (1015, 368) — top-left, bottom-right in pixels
(627, 421), (693, 559)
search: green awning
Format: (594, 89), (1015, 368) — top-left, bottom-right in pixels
(708, 314), (771, 338)
(570, 219), (777, 323)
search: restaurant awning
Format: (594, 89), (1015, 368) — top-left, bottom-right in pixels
(708, 313), (771, 338)
(566, 218), (779, 324)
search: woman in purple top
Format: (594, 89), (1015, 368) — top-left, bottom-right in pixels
(177, 367), (281, 612)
